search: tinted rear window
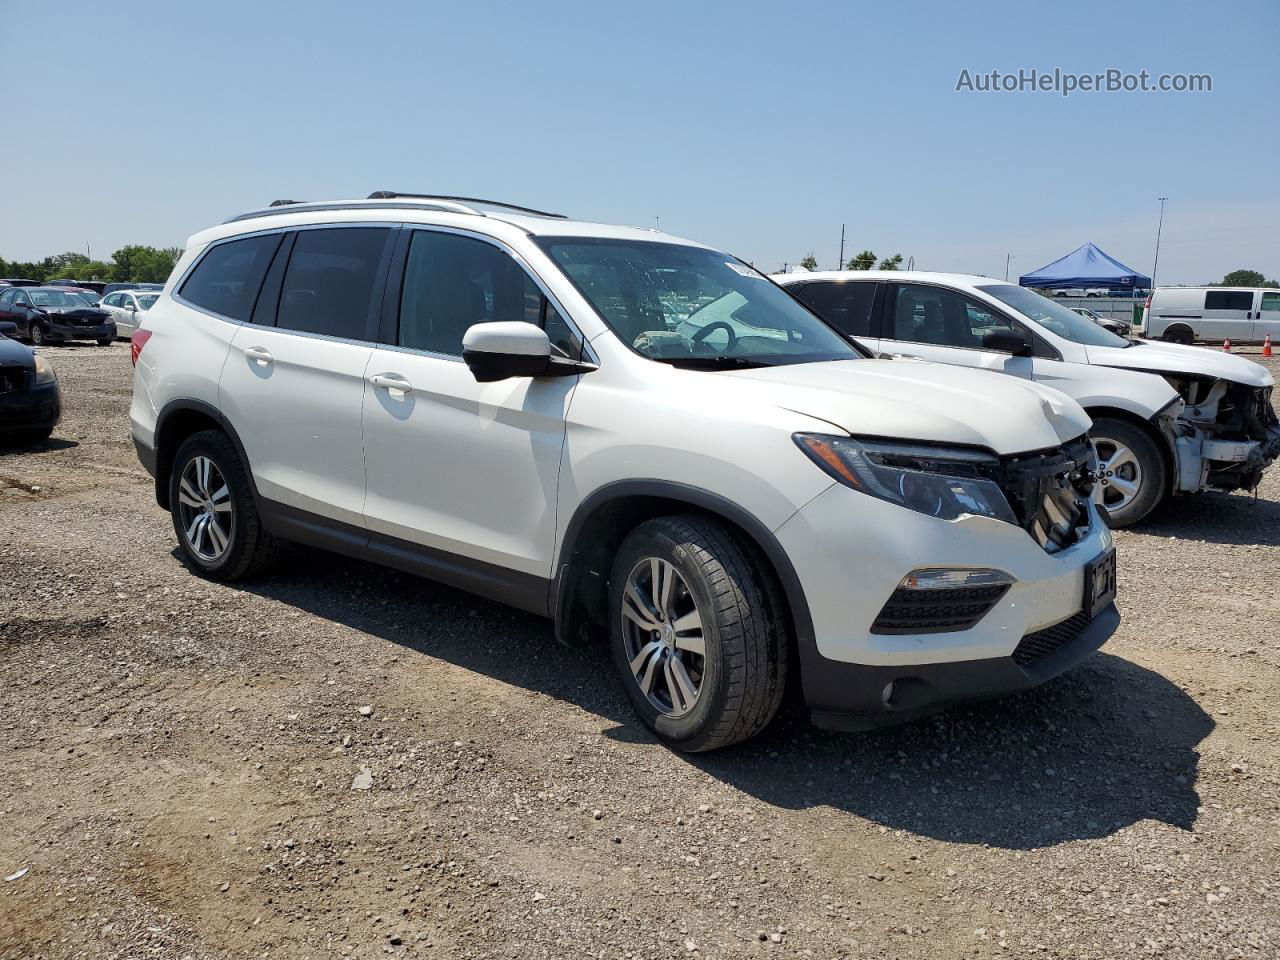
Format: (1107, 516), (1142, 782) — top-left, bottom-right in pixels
(276, 228), (392, 339)
(1204, 291), (1254, 311)
(180, 234), (283, 321)
(791, 281), (877, 337)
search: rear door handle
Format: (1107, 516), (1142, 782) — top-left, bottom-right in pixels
(369, 373), (413, 395)
(244, 346), (273, 366)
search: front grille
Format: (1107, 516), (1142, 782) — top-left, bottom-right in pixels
(0, 366), (25, 394)
(871, 583), (1012, 635)
(998, 435), (1096, 553)
(1012, 610), (1091, 666)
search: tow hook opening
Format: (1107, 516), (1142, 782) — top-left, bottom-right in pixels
(881, 677), (934, 711)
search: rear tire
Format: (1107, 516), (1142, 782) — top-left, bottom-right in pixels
(1162, 326), (1194, 345)
(96, 338), (112, 347)
(1089, 417), (1167, 528)
(609, 515), (788, 752)
(169, 429), (282, 580)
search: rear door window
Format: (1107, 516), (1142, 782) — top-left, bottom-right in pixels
(180, 234), (283, 322)
(791, 281), (877, 336)
(275, 228), (394, 339)
(1204, 291), (1254, 311)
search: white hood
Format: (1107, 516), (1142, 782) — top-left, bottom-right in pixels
(1085, 341), (1274, 388)
(721, 359), (1092, 455)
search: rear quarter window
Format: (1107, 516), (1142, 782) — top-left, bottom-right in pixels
(179, 233), (284, 322)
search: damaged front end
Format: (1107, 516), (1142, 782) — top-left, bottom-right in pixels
(1161, 375), (1280, 493)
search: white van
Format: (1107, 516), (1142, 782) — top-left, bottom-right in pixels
(1144, 287), (1280, 344)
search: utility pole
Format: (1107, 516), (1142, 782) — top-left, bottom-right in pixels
(1151, 197), (1168, 291)
(837, 224), (845, 271)
(654, 216), (661, 230)
(1004, 253), (1015, 282)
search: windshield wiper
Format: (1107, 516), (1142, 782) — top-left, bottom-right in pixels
(652, 355), (774, 370)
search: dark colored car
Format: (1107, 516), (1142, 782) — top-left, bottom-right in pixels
(0, 321), (61, 444)
(0, 278), (41, 287)
(0, 286), (116, 346)
(47, 278), (107, 295)
(103, 282), (164, 296)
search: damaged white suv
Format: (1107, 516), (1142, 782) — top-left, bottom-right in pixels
(778, 272), (1280, 526)
(131, 196), (1118, 750)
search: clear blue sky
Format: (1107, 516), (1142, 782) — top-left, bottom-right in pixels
(2, 0), (1276, 284)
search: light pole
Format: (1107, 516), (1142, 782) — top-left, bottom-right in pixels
(838, 224), (846, 271)
(1151, 197), (1168, 291)
(654, 216), (661, 230)
(1004, 253), (1015, 282)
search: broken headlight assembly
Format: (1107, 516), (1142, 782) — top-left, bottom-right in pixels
(794, 434), (1018, 525)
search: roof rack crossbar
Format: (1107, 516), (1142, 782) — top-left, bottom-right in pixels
(367, 191), (567, 219)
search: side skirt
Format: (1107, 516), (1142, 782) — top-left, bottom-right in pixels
(258, 499), (553, 618)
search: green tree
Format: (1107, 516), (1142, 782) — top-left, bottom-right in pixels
(846, 250), (877, 270)
(110, 245), (181, 284)
(799, 253), (818, 271)
(877, 254), (903, 270)
(1218, 269), (1277, 288)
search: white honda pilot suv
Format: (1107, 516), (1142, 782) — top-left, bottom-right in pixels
(130, 193), (1119, 750)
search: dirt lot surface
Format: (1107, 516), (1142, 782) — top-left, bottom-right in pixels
(2, 342), (1278, 960)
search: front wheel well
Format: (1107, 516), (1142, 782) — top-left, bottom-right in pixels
(1084, 406), (1176, 496)
(553, 493), (801, 657)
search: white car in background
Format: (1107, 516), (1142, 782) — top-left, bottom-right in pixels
(100, 289), (160, 338)
(1051, 287), (1109, 298)
(776, 271), (1280, 527)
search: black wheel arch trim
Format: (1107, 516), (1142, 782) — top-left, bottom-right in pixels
(551, 479), (819, 684)
(152, 398), (262, 511)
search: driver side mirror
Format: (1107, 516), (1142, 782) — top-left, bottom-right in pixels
(461, 322), (595, 383)
(982, 329), (1035, 357)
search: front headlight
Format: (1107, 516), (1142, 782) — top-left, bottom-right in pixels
(794, 434), (1018, 525)
(34, 355), (57, 386)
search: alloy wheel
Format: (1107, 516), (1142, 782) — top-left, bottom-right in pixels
(620, 557), (706, 718)
(1092, 438), (1143, 514)
(30, 324), (44, 346)
(177, 455), (234, 561)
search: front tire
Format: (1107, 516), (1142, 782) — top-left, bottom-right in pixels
(1089, 417), (1167, 527)
(29, 323), (46, 346)
(169, 430), (281, 580)
(609, 515), (788, 752)
(97, 338), (112, 347)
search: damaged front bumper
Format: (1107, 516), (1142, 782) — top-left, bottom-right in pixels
(1163, 379), (1280, 494)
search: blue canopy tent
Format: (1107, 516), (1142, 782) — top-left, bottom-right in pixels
(1018, 242), (1151, 291)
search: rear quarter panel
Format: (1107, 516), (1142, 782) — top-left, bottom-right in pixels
(130, 244), (238, 448)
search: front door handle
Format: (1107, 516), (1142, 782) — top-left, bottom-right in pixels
(369, 373), (413, 395)
(244, 346), (273, 366)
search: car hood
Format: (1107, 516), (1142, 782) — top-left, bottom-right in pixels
(721, 358), (1092, 455)
(1085, 341), (1273, 388)
(0, 333), (34, 366)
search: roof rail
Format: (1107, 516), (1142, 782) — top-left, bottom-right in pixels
(367, 191), (567, 219)
(224, 197), (482, 224)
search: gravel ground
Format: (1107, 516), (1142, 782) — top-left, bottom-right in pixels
(2, 342), (1277, 960)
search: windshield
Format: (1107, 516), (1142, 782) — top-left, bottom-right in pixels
(30, 290), (96, 310)
(137, 294), (159, 310)
(536, 238), (858, 367)
(977, 284), (1129, 347)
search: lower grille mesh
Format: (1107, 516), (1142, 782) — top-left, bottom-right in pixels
(871, 584), (1011, 635)
(1012, 611), (1092, 666)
